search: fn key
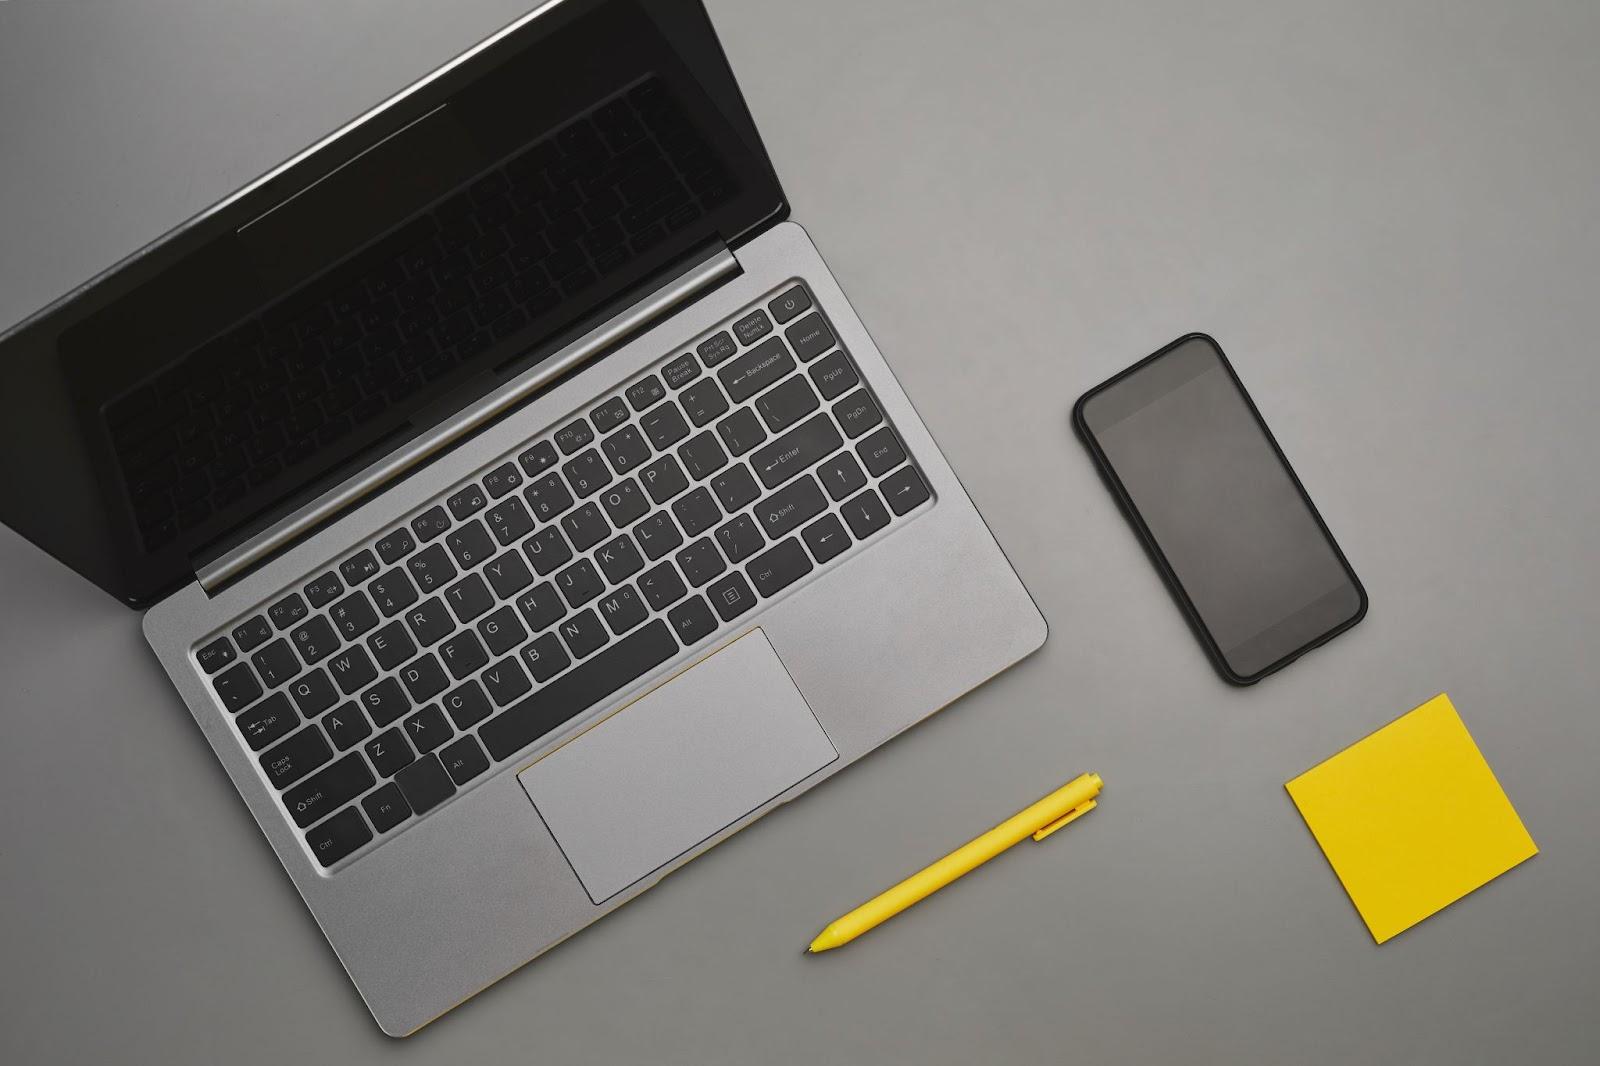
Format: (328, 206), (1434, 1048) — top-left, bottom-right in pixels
(305, 807), (372, 868)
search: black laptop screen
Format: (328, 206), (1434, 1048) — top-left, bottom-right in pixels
(0, 0), (785, 606)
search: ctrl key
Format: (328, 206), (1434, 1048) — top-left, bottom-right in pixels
(305, 808), (372, 868)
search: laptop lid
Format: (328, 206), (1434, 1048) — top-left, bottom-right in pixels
(0, 0), (786, 607)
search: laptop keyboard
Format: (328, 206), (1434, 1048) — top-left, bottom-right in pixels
(198, 283), (932, 870)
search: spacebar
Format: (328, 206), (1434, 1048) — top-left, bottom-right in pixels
(480, 620), (678, 761)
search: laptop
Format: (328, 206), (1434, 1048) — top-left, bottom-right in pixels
(0, 0), (1044, 1035)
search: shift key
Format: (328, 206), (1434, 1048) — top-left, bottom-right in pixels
(283, 753), (374, 828)
(749, 414), (842, 489)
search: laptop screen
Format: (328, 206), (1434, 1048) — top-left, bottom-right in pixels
(0, 0), (785, 607)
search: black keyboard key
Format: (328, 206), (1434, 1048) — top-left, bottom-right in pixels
(719, 336), (793, 404)
(367, 621), (416, 672)
(306, 807), (372, 868)
(329, 590), (379, 640)
(562, 448), (612, 496)
(197, 636), (235, 675)
(363, 783), (411, 833)
(405, 597), (454, 646)
(809, 350), (858, 400)
(399, 653), (449, 702)
(327, 645), (378, 695)
(676, 537), (727, 587)
(560, 500), (608, 551)
(481, 548), (533, 597)
(365, 726), (413, 776)
(668, 596), (717, 645)
(769, 285), (812, 324)
(555, 418), (594, 454)
(633, 511), (684, 561)
(477, 604), (527, 656)
(600, 478), (649, 527)
(640, 403), (689, 450)
(857, 427), (907, 477)
(524, 471), (576, 521)
(374, 528), (415, 565)
(679, 378), (729, 426)
(517, 439), (559, 477)
(444, 572), (494, 623)
(520, 632), (571, 683)
(289, 669), (339, 717)
(260, 726), (332, 790)
(323, 702), (372, 750)
(803, 513), (852, 564)
(639, 453), (689, 504)
(359, 676), (411, 729)
(678, 431), (727, 482)
(833, 389), (883, 439)
(672, 486), (721, 538)
(340, 549), (381, 586)
(749, 413), (844, 490)
(559, 609), (609, 658)
(481, 656), (533, 705)
(590, 395), (630, 433)
(447, 483), (488, 521)
(482, 462), (524, 499)
(442, 679), (493, 729)
(285, 753), (374, 828)
(717, 408), (767, 456)
(446, 519), (494, 569)
(748, 538), (814, 597)
(269, 593), (308, 630)
(403, 704), (453, 754)
(598, 585), (648, 634)
(596, 533), (644, 583)
(756, 376), (819, 433)
(481, 620), (677, 760)
(237, 691), (296, 750)
(638, 561), (688, 612)
(662, 353), (700, 389)
(818, 451), (867, 501)
(411, 505), (451, 543)
(407, 543), (456, 594)
(232, 615), (272, 653)
(515, 581), (566, 632)
(523, 525), (573, 575)
(303, 572), (344, 609)
(784, 312), (835, 361)
(707, 572), (757, 622)
(696, 330), (737, 366)
(601, 425), (651, 474)
(364, 723), (414, 776)
(368, 568), (419, 616)
(732, 308), (772, 345)
(556, 558), (606, 607)
(395, 754), (456, 815)
(440, 735), (491, 785)
(842, 488), (891, 539)
(251, 639), (301, 689)
(484, 496), (534, 545)
(715, 513), (765, 563)
(626, 374), (666, 411)
(754, 475), (827, 541)
(440, 630), (489, 679)
(881, 466), (930, 514)
(290, 615), (340, 665)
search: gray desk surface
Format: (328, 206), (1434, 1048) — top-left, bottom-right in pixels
(3, 1), (1597, 1063)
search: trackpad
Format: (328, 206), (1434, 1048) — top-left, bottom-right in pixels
(517, 629), (838, 904)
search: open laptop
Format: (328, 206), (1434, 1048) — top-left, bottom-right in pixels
(0, 0), (1044, 1035)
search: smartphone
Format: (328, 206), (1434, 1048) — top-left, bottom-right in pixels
(1073, 333), (1366, 684)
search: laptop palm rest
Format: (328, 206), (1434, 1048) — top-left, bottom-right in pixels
(517, 629), (838, 904)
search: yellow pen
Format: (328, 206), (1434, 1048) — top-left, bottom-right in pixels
(806, 772), (1103, 953)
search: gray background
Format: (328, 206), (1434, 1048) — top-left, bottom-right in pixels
(2, 0), (1596, 1062)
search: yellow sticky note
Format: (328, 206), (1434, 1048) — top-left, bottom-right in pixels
(1285, 693), (1537, 943)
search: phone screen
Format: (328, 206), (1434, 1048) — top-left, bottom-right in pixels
(1076, 335), (1364, 682)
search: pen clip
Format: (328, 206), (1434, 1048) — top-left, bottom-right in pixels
(1031, 799), (1096, 842)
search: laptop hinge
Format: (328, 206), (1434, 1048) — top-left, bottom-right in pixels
(195, 241), (738, 594)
